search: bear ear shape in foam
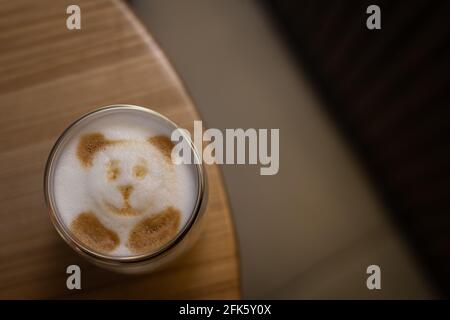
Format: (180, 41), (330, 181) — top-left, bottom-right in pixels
(77, 132), (113, 168)
(148, 135), (174, 162)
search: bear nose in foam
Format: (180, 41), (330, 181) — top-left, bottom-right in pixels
(118, 184), (134, 200)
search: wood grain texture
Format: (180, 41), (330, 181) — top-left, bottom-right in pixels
(0, 0), (240, 299)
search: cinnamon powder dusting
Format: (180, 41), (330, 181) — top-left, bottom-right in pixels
(127, 207), (180, 254)
(77, 133), (113, 167)
(148, 135), (174, 162)
(70, 212), (119, 253)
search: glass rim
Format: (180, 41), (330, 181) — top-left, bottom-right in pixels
(44, 104), (206, 264)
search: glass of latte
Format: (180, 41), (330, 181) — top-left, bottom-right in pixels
(44, 105), (207, 273)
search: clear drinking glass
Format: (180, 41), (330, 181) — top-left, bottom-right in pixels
(44, 105), (207, 273)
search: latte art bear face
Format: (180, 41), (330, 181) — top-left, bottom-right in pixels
(87, 141), (169, 217)
(51, 109), (199, 259)
(68, 132), (182, 255)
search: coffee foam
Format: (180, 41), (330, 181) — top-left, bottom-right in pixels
(52, 109), (199, 257)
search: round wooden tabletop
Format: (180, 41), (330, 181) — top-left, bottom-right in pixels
(0, 0), (240, 299)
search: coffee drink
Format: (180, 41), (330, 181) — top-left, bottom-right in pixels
(45, 106), (204, 266)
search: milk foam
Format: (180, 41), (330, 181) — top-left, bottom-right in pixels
(52, 109), (199, 257)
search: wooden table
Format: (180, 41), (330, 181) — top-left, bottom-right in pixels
(0, 0), (240, 299)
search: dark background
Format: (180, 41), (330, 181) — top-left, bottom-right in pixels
(266, 0), (450, 297)
(130, 0), (450, 298)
